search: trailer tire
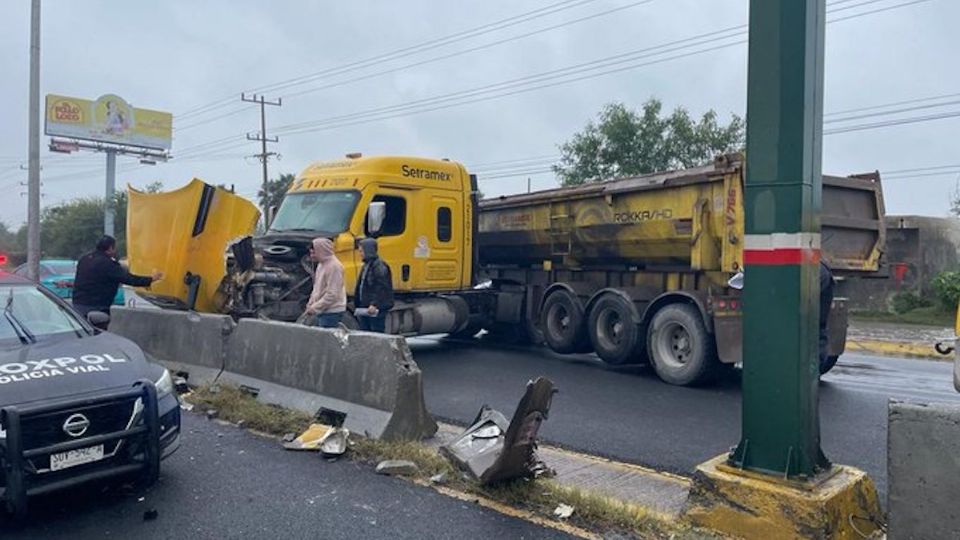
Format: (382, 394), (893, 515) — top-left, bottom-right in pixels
(542, 289), (590, 354)
(819, 354), (839, 375)
(647, 303), (718, 386)
(588, 294), (644, 365)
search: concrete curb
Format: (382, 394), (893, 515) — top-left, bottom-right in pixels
(845, 338), (945, 360)
(111, 308), (437, 440)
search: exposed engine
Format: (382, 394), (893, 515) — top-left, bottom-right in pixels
(219, 234), (317, 321)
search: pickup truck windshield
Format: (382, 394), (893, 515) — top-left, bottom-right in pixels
(269, 191), (359, 234)
(0, 285), (85, 344)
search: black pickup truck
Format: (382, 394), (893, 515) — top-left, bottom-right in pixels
(0, 271), (180, 518)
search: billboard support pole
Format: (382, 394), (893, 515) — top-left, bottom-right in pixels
(26, 0), (41, 281)
(104, 149), (117, 236)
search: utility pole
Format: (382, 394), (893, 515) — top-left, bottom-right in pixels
(104, 149), (117, 236)
(26, 0), (41, 281)
(731, 0), (828, 478)
(242, 93), (281, 217)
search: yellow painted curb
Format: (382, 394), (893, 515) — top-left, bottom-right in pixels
(419, 481), (601, 540)
(846, 339), (944, 360)
(683, 455), (884, 540)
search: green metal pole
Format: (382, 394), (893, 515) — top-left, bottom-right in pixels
(730, 0), (830, 478)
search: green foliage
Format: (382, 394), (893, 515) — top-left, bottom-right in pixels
(891, 291), (932, 314)
(36, 194), (128, 260)
(257, 173), (295, 211)
(931, 271), (960, 310)
(555, 99), (744, 186)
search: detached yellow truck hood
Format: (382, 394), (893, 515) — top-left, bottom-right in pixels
(127, 179), (260, 312)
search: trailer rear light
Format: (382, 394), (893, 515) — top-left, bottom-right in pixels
(0, 254), (7, 266)
(729, 300), (739, 311)
(717, 299), (727, 310)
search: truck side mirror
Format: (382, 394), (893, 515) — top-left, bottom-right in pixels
(367, 201), (386, 237)
(265, 205), (278, 228)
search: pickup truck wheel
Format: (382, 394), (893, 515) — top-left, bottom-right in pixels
(647, 303), (718, 386)
(819, 355), (839, 375)
(542, 289), (590, 354)
(588, 294), (644, 365)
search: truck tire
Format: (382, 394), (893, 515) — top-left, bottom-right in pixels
(647, 303), (718, 386)
(588, 294), (644, 365)
(819, 355), (839, 375)
(542, 289), (590, 354)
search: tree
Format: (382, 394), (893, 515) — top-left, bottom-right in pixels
(258, 173), (295, 212)
(555, 99), (744, 186)
(35, 194), (129, 260)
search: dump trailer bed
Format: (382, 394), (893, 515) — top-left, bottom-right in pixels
(477, 154), (884, 276)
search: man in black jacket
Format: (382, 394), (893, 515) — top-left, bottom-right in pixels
(73, 235), (162, 327)
(354, 238), (393, 333)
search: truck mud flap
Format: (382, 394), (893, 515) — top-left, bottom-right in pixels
(0, 382), (160, 519)
(127, 179), (260, 313)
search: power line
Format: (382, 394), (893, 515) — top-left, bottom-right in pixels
(175, 0), (602, 120)
(268, 0), (931, 138)
(281, 0), (658, 102)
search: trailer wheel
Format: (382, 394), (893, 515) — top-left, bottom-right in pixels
(647, 303), (718, 386)
(819, 355), (839, 375)
(542, 289), (590, 354)
(588, 294), (644, 365)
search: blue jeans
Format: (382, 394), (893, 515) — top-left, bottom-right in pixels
(317, 312), (344, 328)
(358, 313), (387, 333)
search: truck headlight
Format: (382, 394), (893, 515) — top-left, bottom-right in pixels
(155, 369), (174, 399)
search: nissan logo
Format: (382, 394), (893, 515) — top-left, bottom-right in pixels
(62, 413), (90, 438)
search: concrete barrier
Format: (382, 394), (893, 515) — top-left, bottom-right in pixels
(111, 308), (234, 372)
(888, 400), (960, 539)
(111, 308), (437, 441)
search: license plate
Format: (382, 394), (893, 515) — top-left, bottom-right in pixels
(50, 444), (104, 471)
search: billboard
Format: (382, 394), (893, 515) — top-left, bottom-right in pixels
(45, 94), (172, 150)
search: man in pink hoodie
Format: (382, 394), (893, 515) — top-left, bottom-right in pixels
(304, 237), (346, 328)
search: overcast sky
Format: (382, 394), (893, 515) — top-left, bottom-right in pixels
(1, 0), (958, 228)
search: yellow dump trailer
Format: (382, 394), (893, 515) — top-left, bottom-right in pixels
(128, 153), (885, 386)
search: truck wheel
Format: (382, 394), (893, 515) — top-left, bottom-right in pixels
(647, 303), (718, 386)
(542, 289), (590, 354)
(819, 355), (839, 375)
(588, 294), (644, 365)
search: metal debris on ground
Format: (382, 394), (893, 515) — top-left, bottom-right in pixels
(429, 472), (447, 485)
(283, 423), (350, 456)
(179, 402), (194, 412)
(173, 376), (190, 394)
(205, 409), (218, 419)
(320, 428), (349, 457)
(553, 504), (575, 519)
(375, 460), (419, 476)
(282, 433), (296, 443)
(440, 377), (556, 485)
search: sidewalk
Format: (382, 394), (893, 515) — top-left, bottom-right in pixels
(846, 319), (952, 360)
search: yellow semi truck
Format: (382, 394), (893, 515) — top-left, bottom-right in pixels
(128, 153), (885, 386)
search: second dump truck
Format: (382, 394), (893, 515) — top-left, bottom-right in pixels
(129, 153), (885, 386)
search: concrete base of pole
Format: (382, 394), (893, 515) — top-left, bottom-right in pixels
(682, 454), (882, 540)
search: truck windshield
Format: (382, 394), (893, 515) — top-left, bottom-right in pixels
(269, 191), (359, 234)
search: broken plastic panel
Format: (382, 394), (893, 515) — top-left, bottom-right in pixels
(440, 377), (556, 485)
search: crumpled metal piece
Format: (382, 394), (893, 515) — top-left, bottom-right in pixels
(440, 377), (556, 485)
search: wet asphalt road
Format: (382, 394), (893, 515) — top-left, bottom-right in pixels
(2, 412), (572, 539)
(410, 336), (960, 499)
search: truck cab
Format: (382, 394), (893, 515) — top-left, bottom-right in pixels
(267, 155), (475, 298)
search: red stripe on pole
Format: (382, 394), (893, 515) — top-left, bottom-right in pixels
(744, 248), (820, 266)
